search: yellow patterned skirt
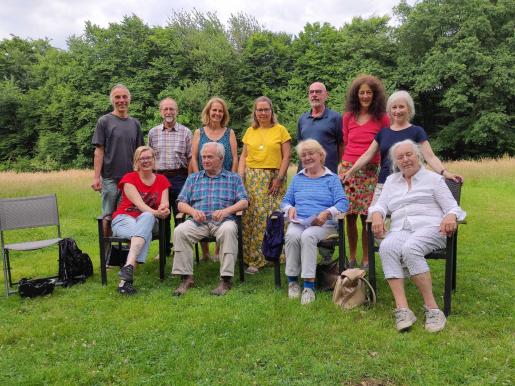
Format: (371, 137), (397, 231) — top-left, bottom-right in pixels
(242, 168), (286, 268)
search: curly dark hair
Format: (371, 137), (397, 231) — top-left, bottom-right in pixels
(344, 74), (386, 121)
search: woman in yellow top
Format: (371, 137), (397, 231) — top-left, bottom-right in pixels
(238, 96), (291, 274)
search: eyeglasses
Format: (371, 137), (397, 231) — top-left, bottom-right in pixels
(139, 156), (154, 162)
(299, 151), (317, 158)
(256, 108), (271, 113)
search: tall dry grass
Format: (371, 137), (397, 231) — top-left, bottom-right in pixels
(288, 157), (515, 180)
(436, 156), (515, 180)
(0, 169), (91, 188)
(0, 157), (513, 189)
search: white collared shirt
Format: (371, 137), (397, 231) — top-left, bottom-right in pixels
(368, 167), (466, 231)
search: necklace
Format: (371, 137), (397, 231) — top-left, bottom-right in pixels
(256, 127), (268, 151)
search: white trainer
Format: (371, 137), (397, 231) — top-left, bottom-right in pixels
(288, 282), (301, 299)
(424, 307), (446, 332)
(300, 288), (316, 305)
(395, 308), (417, 332)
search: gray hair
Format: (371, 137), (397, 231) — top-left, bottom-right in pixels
(386, 90), (415, 121)
(201, 142), (225, 159)
(390, 139), (424, 173)
(159, 97), (177, 110)
(296, 139), (327, 165)
(110, 83), (131, 104)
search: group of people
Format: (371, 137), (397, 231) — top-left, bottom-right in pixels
(91, 76), (466, 333)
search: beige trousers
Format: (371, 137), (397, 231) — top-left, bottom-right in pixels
(172, 219), (238, 277)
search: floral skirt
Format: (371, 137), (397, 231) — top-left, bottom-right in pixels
(242, 168), (286, 268)
(338, 160), (379, 215)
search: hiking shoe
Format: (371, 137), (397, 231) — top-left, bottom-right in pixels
(118, 264), (134, 282)
(288, 282), (301, 299)
(300, 288), (316, 305)
(245, 266), (259, 274)
(424, 307), (446, 332)
(172, 276), (194, 296)
(211, 278), (232, 296)
(395, 308), (417, 332)
(118, 281), (137, 295)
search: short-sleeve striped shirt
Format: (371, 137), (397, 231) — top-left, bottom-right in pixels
(178, 169), (248, 222)
(148, 122), (192, 170)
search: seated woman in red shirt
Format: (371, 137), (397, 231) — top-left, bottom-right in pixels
(111, 146), (170, 295)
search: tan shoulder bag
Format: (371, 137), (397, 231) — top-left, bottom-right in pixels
(332, 268), (376, 310)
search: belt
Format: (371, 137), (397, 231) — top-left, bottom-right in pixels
(157, 168), (188, 177)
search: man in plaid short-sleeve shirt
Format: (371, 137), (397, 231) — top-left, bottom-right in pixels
(172, 142), (248, 296)
(148, 97), (192, 255)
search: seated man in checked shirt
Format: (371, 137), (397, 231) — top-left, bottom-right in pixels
(171, 142), (248, 297)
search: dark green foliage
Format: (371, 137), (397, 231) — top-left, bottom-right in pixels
(0, 2), (513, 169)
(393, 0), (515, 158)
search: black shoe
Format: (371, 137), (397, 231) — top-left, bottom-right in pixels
(118, 264), (134, 282)
(118, 281), (137, 295)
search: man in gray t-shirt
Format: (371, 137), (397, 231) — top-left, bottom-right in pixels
(91, 84), (144, 216)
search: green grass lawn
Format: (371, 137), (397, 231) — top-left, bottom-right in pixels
(0, 160), (514, 385)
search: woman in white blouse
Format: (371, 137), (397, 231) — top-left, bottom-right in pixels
(369, 139), (466, 333)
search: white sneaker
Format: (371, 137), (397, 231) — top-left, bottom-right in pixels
(300, 288), (315, 305)
(395, 308), (417, 332)
(424, 307), (446, 332)
(288, 282), (301, 299)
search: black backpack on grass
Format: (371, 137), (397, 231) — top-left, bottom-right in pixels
(58, 238), (93, 287)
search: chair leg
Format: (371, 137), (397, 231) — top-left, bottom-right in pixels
(2, 249), (11, 296)
(159, 218), (166, 282)
(443, 237), (454, 317)
(97, 218), (108, 286)
(6, 249), (13, 288)
(338, 217), (347, 272)
(237, 217), (244, 283)
(452, 232), (458, 291)
(366, 223), (377, 294)
(274, 260), (281, 288)
(195, 243), (200, 264)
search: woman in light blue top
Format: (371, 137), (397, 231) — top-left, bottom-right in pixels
(281, 139), (348, 305)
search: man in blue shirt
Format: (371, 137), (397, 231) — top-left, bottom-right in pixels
(297, 82), (343, 173)
(171, 142), (248, 297)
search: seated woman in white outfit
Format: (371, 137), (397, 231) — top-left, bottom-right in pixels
(281, 139), (348, 305)
(368, 139), (466, 332)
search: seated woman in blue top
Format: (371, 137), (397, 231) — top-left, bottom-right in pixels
(281, 139), (348, 305)
(342, 90), (462, 205)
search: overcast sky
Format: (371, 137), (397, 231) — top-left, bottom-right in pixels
(0, 0), (411, 49)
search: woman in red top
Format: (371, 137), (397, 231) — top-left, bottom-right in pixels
(338, 75), (389, 269)
(111, 146), (170, 295)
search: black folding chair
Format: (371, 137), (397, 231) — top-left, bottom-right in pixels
(271, 213), (347, 288)
(97, 215), (166, 285)
(0, 194), (62, 296)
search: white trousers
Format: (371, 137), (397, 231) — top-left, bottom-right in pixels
(284, 223), (337, 279)
(379, 226), (446, 279)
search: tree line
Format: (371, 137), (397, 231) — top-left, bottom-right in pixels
(0, 0), (513, 171)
